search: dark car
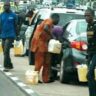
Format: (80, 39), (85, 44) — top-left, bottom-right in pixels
(59, 19), (88, 83)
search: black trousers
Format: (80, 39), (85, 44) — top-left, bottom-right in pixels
(87, 54), (96, 96)
(51, 52), (63, 80)
(2, 38), (14, 69)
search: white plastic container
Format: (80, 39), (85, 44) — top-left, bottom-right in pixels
(48, 39), (62, 54)
(77, 64), (88, 82)
(25, 70), (39, 84)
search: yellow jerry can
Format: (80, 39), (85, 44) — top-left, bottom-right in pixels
(14, 40), (24, 56)
(0, 41), (3, 53)
(94, 68), (96, 80)
(77, 64), (88, 82)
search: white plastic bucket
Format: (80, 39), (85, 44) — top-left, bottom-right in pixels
(48, 39), (62, 54)
(25, 70), (39, 84)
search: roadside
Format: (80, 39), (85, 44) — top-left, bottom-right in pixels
(0, 49), (89, 96)
(0, 70), (27, 96)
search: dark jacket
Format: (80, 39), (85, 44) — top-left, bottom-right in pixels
(87, 21), (96, 53)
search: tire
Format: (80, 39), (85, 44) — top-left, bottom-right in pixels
(60, 58), (70, 83)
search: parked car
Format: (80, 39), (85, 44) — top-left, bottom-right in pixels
(59, 19), (88, 83)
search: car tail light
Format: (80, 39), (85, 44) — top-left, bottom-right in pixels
(71, 41), (87, 51)
(82, 44), (87, 50)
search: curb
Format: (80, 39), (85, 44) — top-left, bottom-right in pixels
(0, 67), (39, 96)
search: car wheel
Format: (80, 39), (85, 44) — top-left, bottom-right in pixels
(60, 58), (70, 83)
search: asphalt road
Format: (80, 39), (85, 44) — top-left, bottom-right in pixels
(0, 71), (27, 96)
(0, 49), (89, 96)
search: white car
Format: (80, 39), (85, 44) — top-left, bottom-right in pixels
(60, 19), (88, 83)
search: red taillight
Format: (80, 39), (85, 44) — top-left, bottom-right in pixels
(71, 41), (87, 51)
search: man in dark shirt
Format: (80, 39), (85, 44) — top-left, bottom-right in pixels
(85, 8), (96, 96)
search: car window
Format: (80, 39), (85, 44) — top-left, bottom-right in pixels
(75, 21), (87, 42)
(63, 21), (77, 41)
(67, 21), (77, 37)
(58, 13), (85, 26)
(38, 10), (51, 19)
(76, 21), (87, 34)
(63, 20), (87, 42)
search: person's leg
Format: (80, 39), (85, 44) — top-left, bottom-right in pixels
(42, 53), (51, 83)
(50, 52), (63, 80)
(35, 52), (44, 72)
(2, 39), (5, 52)
(50, 53), (58, 80)
(87, 54), (96, 96)
(3, 39), (14, 69)
(29, 51), (35, 65)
